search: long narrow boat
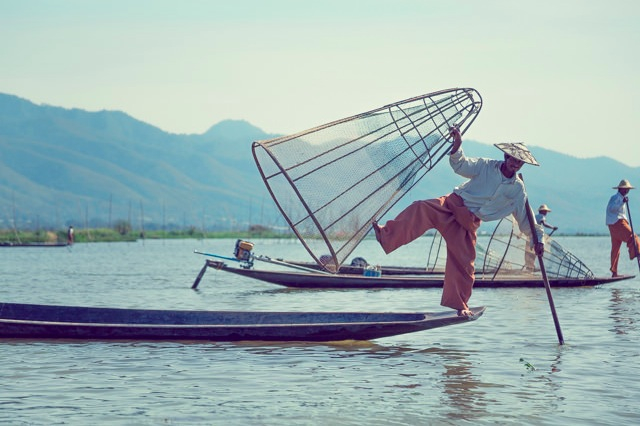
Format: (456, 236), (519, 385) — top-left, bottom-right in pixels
(0, 241), (69, 247)
(0, 302), (484, 342)
(195, 215), (631, 289)
(198, 259), (633, 289)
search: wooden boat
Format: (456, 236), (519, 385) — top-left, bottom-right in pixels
(194, 215), (631, 290)
(196, 259), (634, 289)
(0, 301), (484, 342)
(0, 241), (69, 247)
(284, 260), (444, 276)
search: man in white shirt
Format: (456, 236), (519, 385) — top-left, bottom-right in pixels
(373, 127), (544, 317)
(67, 225), (74, 245)
(536, 205), (558, 234)
(606, 179), (640, 277)
(524, 204), (557, 271)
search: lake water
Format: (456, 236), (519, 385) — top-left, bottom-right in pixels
(1, 236), (639, 425)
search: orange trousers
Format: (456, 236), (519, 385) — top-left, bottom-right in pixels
(608, 219), (640, 274)
(377, 193), (481, 311)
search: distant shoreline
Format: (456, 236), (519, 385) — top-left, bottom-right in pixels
(0, 227), (608, 245)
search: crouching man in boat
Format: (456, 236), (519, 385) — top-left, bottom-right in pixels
(606, 179), (640, 277)
(373, 127), (544, 317)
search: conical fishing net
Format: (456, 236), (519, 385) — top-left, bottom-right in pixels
(425, 216), (594, 280)
(252, 88), (482, 272)
(479, 216), (594, 280)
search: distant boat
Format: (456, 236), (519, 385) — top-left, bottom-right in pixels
(0, 302), (485, 342)
(0, 241), (69, 247)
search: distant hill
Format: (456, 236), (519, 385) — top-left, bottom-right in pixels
(1, 92), (638, 234)
(0, 93), (282, 232)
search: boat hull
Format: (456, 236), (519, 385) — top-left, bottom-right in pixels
(0, 302), (484, 342)
(204, 260), (633, 289)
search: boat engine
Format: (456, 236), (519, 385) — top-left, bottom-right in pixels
(234, 239), (254, 262)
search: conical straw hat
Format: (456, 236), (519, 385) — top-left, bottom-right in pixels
(613, 179), (635, 189)
(494, 142), (539, 166)
(538, 204), (551, 212)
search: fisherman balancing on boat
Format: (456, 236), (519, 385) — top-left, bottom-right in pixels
(606, 179), (640, 277)
(373, 127), (544, 317)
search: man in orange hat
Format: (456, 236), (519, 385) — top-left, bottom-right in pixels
(373, 127), (544, 317)
(606, 179), (640, 277)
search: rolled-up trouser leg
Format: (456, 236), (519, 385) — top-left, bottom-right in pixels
(439, 195), (478, 311)
(609, 219), (639, 273)
(609, 226), (622, 275)
(376, 196), (454, 254)
(377, 193), (479, 310)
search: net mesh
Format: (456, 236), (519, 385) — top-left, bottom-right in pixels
(253, 88), (482, 272)
(425, 216), (595, 280)
(479, 216), (594, 280)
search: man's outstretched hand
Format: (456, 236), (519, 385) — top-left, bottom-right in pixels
(449, 126), (462, 154)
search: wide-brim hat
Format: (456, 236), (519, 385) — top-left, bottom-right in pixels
(613, 179), (635, 189)
(494, 142), (540, 166)
(538, 204), (551, 212)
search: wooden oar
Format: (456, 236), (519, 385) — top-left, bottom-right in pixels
(519, 173), (565, 345)
(624, 199), (640, 272)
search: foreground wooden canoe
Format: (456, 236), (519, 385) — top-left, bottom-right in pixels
(0, 302), (485, 342)
(199, 259), (634, 289)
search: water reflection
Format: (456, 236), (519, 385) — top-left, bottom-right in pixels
(608, 288), (639, 335)
(530, 350), (564, 412)
(418, 347), (490, 421)
(229, 341), (494, 420)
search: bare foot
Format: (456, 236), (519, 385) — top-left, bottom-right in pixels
(457, 309), (474, 318)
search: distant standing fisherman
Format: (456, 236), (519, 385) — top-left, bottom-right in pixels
(606, 179), (640, 277)
(536, 204), (558, 234)
(524, 204), (556, 271)
(67, 225), (74, 245)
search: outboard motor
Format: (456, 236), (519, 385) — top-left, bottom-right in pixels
(234, 239), (254, 262)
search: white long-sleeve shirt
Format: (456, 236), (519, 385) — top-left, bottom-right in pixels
(450, 148), (543, 241)
(535, 212), (555, 230)
(606, 192), (628, 225)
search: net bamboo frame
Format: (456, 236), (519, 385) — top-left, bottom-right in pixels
(252, 88), (482, 272)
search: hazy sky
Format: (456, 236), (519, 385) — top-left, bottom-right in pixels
(2, 0), (639, 165)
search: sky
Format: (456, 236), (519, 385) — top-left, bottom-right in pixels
(2, 0), (640, 166)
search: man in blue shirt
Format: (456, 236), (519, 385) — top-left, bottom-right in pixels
(606, 179), (640, 277)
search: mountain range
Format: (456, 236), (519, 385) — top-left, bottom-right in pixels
(1, 92), (638, 235)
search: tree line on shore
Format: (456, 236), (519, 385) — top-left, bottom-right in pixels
(0, 223), (295, 244)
